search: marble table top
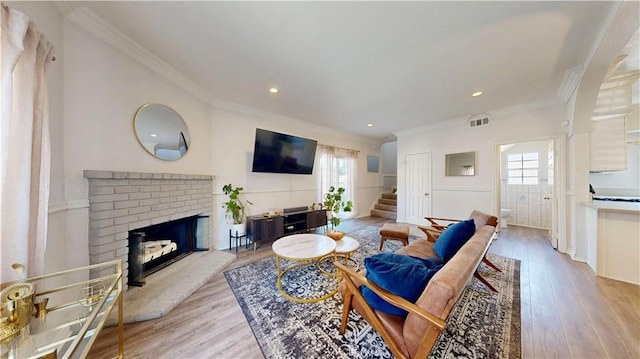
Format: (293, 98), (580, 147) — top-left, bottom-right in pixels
(334, 236), (360, 254)
(272, 233), (336, 260)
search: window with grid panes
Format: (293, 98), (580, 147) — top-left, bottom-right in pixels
(507, 152), (539, 185)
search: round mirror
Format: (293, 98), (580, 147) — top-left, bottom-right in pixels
(133, 104), (190, 161)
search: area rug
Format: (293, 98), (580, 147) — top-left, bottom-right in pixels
(224, 226), (521, 358)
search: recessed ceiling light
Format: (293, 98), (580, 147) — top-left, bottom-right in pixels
(269, 87), (279, 94)
(472, 91), (483, 97)
(150, 133), (157, 137)
(367, 123), (374, 127)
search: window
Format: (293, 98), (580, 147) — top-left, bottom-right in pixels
(317, 145), (357, 219)
(333, 156), (350, 196)
(507, 152), (539, 185)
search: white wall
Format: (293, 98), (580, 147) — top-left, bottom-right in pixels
(381, 141), (397, 191)
(63, 21), (213, 199)
(396, 104), (567, 225)
(64, 17), (382, 252)
(210, 105), (382, 249)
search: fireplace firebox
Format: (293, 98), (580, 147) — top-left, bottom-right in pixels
(128, 215), (207, 286)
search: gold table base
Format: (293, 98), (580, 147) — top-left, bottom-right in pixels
(275, 253), (340, 304)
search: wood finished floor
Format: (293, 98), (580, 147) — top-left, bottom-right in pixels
(90, 217), (640, 359)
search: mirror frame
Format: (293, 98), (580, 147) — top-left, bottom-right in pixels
(445, 151), (476, 176)
(133, 103), (190, 161)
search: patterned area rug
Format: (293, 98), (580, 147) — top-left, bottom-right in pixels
(224, 226), (521, 358)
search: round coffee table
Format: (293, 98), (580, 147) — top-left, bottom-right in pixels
(318, 236), (360, 274)
(272, 233), (338, 303)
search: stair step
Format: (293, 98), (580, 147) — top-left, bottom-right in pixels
(375, 203), (397, 212)
(382, 193), (397, 200)
(371, 209), (397, 219)
(378, 198), (397, 205)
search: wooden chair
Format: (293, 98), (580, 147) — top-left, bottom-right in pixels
(334, 261), (447, 359)
(418, 211), (502, 292)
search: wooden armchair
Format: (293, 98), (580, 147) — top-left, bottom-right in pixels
(334, 218), (497, 358)
(418, 211), (501, 292)
(334, 261), (446, 359)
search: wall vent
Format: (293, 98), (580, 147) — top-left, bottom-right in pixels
(469, 114), (490, 128)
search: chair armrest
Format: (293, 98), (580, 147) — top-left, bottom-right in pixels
(423, 216), (462, 232)
(417, 226), (441, 242)
(424, 216), (462, 223)
(334, 261), (446, 331)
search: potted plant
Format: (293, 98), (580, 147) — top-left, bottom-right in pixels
(323, 186), (353, 240)
(222, 184), (253, 236)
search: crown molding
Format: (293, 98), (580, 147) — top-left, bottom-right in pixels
(65, 7), (212, 104)
(211, 97), (378, 145)
(558, 66), (584, 102)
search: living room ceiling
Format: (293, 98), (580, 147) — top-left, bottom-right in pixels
(59, 1), (616, 141)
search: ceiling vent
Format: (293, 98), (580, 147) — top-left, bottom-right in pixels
(469, 114), (490, 128)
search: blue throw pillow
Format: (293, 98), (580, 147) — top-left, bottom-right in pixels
(433, 218), (476, 262)
(361, 253), (443, 317)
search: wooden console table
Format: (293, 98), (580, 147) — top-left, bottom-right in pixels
(247, 209), (328, 248)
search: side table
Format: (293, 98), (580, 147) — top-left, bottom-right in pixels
(0, 260), (124, 359)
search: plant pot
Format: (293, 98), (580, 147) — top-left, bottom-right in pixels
(231, 223), (246, 236)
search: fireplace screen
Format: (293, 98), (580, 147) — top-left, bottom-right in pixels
(127, 215), (202, 286)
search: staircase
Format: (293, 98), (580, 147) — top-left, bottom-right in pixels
(371, 189), (397, 219)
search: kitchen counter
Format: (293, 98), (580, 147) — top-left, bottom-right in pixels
(583, 202), (640, 285)
(583, 200), (640, 213)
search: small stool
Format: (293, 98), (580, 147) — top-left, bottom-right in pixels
(379, 223), (410, 250)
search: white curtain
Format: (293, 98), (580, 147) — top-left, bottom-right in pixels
(317, 144), (358, 218)
(317, 144), (335, 202)
(1, 5), (55, 282)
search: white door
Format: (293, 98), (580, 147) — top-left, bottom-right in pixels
(547, 140), (558, 248)
(405, 153), (431, 225)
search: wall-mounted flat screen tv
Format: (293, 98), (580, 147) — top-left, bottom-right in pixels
(251, 128), (318, 175)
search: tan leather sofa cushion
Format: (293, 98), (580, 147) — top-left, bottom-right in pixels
(396, 238), (437, 258)
(402, 225), (493, 357)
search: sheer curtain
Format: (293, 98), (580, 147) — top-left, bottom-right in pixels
(1, 5), (55, 282)
(317, 144), (358, 219)
(317, 144), (335, 202)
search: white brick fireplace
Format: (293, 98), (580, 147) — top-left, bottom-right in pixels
(83, 170), (214, 283)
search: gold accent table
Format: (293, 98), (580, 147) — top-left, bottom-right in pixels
(0, 260), (124, 359)
(272, 234), (338, 303)
(333, 236), (360, 265)
(318, 236), (361, 276)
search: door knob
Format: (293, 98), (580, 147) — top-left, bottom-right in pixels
(425, 193), (429, 196)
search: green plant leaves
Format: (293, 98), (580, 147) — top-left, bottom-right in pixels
(222, 183), (252, 224)
(323, 186), (353, 229)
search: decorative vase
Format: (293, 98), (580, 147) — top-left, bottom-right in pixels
(327, 230), (345, 241)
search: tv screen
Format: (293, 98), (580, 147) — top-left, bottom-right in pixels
(252, 128), (318, 175)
